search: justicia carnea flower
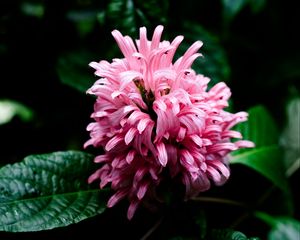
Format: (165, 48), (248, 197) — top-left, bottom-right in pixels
(85, 25), (254, 219)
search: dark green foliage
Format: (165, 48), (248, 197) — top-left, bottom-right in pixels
(210, 228), (258, 240)
(177, 22), (231, 87)
(0, 151), (108, 231)
(0, 0), (299, 239)
(56, 50), (96, 92)
(256, 212), (300, 240)
(98, 0), (169, 35)
(231, 106), (289, 193)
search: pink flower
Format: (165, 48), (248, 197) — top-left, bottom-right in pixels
(85, 25), (254, 219)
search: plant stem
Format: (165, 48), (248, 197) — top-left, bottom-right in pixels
(140, 216), (164, 240)
(191, 196), (249, 208)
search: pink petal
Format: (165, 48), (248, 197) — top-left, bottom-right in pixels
(149, 167), (159, 180)
(167, 35), (184, 61)
(207, 142), (237, 153)
(124, 105), (138, 114)
(137, 183), (149, 200)
(125, 128), (137, 145)
(176, 127), (187, 142)
(192, 174), (210, 192)
(133, 168), (147, 185)
(190, 134), (203, 147)
(206, 166), (221, 183)
(222, 130), (242, 139)
(112, 156), (121, 168)
(88, 169), (101, 183)
(154, 99), (167, 111)
(175, 41), (203, 71)
(127, 201), (139, 220)
(181, 149), (194, 165)
(105, 135), (123, 151)
(235, 140), (255, 148)
(151, 25), (164, 50)
(137, 118), (151, 133)
(126, 150), (136, 164)
(119, 71), (143, 90)
(94, 155), (109, 163)
(107, 189), (128, 208)
(138, 26), (149, 55)
(111, 30), (136, 60)
(208, 160), (230, 178)
(84, 138), (94, 148)
(156, 142), (168, 166)
(208, 82), (231, 100)
(100, 177), (110, 189)
(91, 111), (108, 118)
(127, 110), (147, 125)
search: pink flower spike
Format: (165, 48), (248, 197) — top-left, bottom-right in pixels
(86, 25), (254, 220)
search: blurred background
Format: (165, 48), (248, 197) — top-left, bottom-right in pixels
(0, 0), (299, 239)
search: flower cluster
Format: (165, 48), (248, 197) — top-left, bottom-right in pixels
(85, 25), (254, 219)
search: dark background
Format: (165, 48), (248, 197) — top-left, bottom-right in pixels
(0, 0), (299, 239)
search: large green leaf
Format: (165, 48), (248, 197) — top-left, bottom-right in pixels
(0, 151), (108, 232)
(56, 50), (96, 93)
(233, 105), (279, 149)
(230, 145), (289, 193)
(280, 97), (300, 176)
(256, 212), (300, 240)
(178, 22), (231, 87)
(230, 106), (289, 194)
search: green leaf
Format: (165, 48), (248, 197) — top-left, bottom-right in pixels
(231, 106), (289, 194)
(179, 22), (231, 86)
(56, 50), (95, 93)
(21, 1), (45, 18)
(221, 0), (266, 24)
(100, 0), (168, 35)
(256, 212), (300, 240)
(194, 210), (207, 240)
(134, 0), (168, 25)
(210, 228), (259, 239)
(222, 0), (248, 22)
(67, 10), (97, 37)
(230, 145), (289, 193)
(280, 97), (300, 176)
(233, 105), (279, 149)
(0, 151), (108, 232)
(0, 99), (34, 125)
(248, 0), (267, 14)
(105, 0), (137, 35)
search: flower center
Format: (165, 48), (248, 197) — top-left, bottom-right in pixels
(134, 79), (157, 121)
